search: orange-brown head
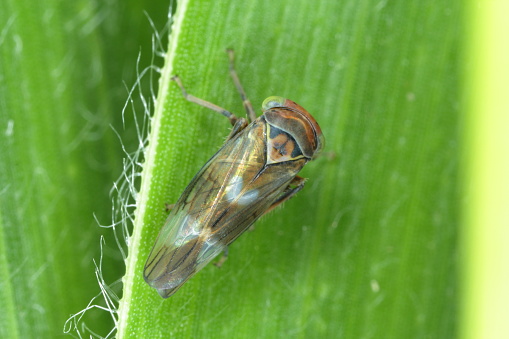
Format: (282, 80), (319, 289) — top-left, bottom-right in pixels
(261, 96), (324, 164)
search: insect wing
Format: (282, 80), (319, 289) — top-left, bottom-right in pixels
(144, 118), (305, 297)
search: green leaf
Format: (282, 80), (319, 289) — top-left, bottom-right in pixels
(462, 1), (509, 339)
(0, 0), (169, 337)
(118, 0), (460, 338)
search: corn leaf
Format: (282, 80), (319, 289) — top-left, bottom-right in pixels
(118, 0), (461, 338)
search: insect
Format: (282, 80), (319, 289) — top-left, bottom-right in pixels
(143, 50), (324, 298)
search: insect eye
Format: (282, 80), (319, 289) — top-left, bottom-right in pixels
(262, 96), (286, 111)
(312, 132), (326, 159)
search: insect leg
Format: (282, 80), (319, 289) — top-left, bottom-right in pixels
(171, 76), (239, 126)
(226, 49), (257, 122)
(213, 247), (229, 268)
(265, 176), (307, 214)
(226, 117), (249, 140)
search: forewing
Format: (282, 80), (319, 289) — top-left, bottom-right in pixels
(144, 119), (305, 297)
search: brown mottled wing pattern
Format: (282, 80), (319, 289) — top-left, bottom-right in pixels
(144, 118), (306, 297)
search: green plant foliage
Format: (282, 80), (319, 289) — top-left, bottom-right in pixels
(118, 0), (461, 338)
(0, 0), (169, 338)
(1, 0), (463, 338)
(462, 1), (509, 339)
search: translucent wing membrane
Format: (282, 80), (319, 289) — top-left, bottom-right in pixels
(144, 51), (323, 298)
(144, 118), (306, 297)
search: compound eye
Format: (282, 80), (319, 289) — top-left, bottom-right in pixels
(262, 96), (286, 111)
(312, 132), (325, 159)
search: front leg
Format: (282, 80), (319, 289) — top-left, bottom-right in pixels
(226, 117), (249, 140)
(171, 75), (240, 126)
(227, 49), (257, 122)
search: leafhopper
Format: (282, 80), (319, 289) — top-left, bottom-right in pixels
(144, 50), (324, 298)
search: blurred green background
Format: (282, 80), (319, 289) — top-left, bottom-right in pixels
(1, 0), (507, 338)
